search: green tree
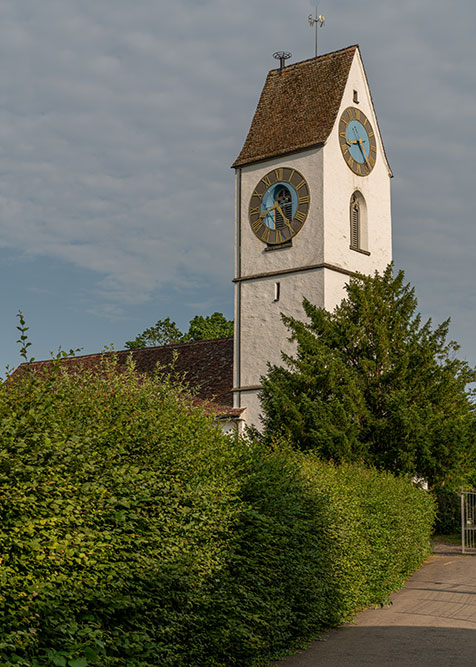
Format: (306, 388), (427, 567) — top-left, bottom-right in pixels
(187, 312), (234, 341)
(125, 316), (184, 349)
(260, 265), (476, 487)
(125, 312), (233, 349)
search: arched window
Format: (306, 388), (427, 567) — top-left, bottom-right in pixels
(350, 193), (360, 249)
(349, 191), (369, 254)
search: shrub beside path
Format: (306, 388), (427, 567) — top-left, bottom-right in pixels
(276, 541), (476, 667)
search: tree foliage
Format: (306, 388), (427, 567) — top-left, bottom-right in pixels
(125, 312), (233, 349)
(260, 265), (476, 487)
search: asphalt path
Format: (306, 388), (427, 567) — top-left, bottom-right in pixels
(276, 542), (476, 666)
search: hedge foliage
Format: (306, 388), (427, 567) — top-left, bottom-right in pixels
(0, 357), (435, 666)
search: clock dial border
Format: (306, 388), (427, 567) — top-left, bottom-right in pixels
(339, 107), (377, 176)
(248, 168), (310, 245)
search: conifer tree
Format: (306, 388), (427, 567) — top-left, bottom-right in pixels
(260, 265), (476, 487)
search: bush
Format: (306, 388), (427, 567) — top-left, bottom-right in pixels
(0, 358), (435, 665)
(433, 487), (461, 535)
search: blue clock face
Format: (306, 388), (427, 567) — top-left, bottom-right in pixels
(248, 168), (310, 245)
(260, 182), (298, 230)
(339, 107), (377, 176)
(345, 120), (370, 164)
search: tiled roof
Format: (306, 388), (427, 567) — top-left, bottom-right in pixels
(13, 337), (237, 414)
(233, 45), (358, 168)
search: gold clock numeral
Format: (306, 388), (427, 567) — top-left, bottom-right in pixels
(274, 168), (283, 181)
(261, 226), (271, 243)
(295, 179), (306, 191)
(294, 210), (306, 224)
(355, 108), (361, 120)
(249, 206), (260, 217)
(254, 190), (264, 201)
(251, 218), (262, 233)
(288, 169), (295, 183)
(298, 195), (310, 205)
(356, 163), (362, 175)
(275, 229), (283, 243)
(262, 175), (271, 187)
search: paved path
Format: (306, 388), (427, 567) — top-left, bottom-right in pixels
(276, 543), (476, 666)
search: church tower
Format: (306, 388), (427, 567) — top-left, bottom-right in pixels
(232, 45), (392, 427)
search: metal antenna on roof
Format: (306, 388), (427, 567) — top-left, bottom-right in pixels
(308, 9), (325, 57)
(273, 51), (292, 73)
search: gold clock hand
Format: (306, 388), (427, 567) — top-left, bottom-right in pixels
(358, 138), (371, 167)
(259, 202), (278, 220)
(275, 203), (293, 231)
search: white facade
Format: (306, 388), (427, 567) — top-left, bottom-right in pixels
(233, 49), (392, 428)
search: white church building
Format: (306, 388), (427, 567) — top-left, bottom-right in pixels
(232, 44), (392, 427)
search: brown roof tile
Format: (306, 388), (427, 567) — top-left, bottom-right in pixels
(233, 45), (358, 168)
(13, 337), (235, 409)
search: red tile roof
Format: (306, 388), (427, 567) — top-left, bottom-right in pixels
(13, 337), (238, 415)
(233, 45), (358, 168)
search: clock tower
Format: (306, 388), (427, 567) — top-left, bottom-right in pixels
(232, 45), (392, 427)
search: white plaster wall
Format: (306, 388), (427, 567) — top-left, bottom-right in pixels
(323, 268), (351, 312)
(239, 270), (325, 388)
(237, 390), (263, 431)
(322, 51), (392, 274)
(239, 148), (324, 278)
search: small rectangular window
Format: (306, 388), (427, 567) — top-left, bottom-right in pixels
(274, 282), (280, 302)
(353, 89), (359, 104)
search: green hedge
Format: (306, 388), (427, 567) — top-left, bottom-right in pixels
(0, 359), (435, 666)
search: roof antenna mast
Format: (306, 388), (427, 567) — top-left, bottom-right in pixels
(273, 50), (292, 72)
(308, 9), (325, 58)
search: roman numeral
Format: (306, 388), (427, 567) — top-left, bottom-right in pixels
(294, 210), (306, 223)
(274, 168), (283, 181)
(262, 175), (271, 187)
(298, 195), (310, 205)
(261, 226), (271, 242)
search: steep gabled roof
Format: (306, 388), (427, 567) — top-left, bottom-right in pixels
(233, 45), (358, 168)
(12, 337), (237, 413)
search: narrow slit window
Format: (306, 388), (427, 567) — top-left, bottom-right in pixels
(353, 89), (359, 103)
(274, 282), (281, 302)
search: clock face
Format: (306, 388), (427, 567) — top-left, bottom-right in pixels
(339, 107), (377, 176)
(248, 168), (310, 245)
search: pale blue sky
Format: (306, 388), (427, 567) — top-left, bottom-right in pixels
(1, 0), (475, 373)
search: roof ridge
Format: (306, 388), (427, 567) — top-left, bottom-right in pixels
(268, 44), (359, 74)
(18, 335), (234, 367)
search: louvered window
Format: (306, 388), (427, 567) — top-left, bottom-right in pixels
(350, 194), (360, 249)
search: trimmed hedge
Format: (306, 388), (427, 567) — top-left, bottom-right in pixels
(0, 359), (435, 666)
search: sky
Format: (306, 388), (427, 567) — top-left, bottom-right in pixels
(0, 0), (475, 374)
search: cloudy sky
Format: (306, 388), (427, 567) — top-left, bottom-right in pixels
(0, 0), (474, 373)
